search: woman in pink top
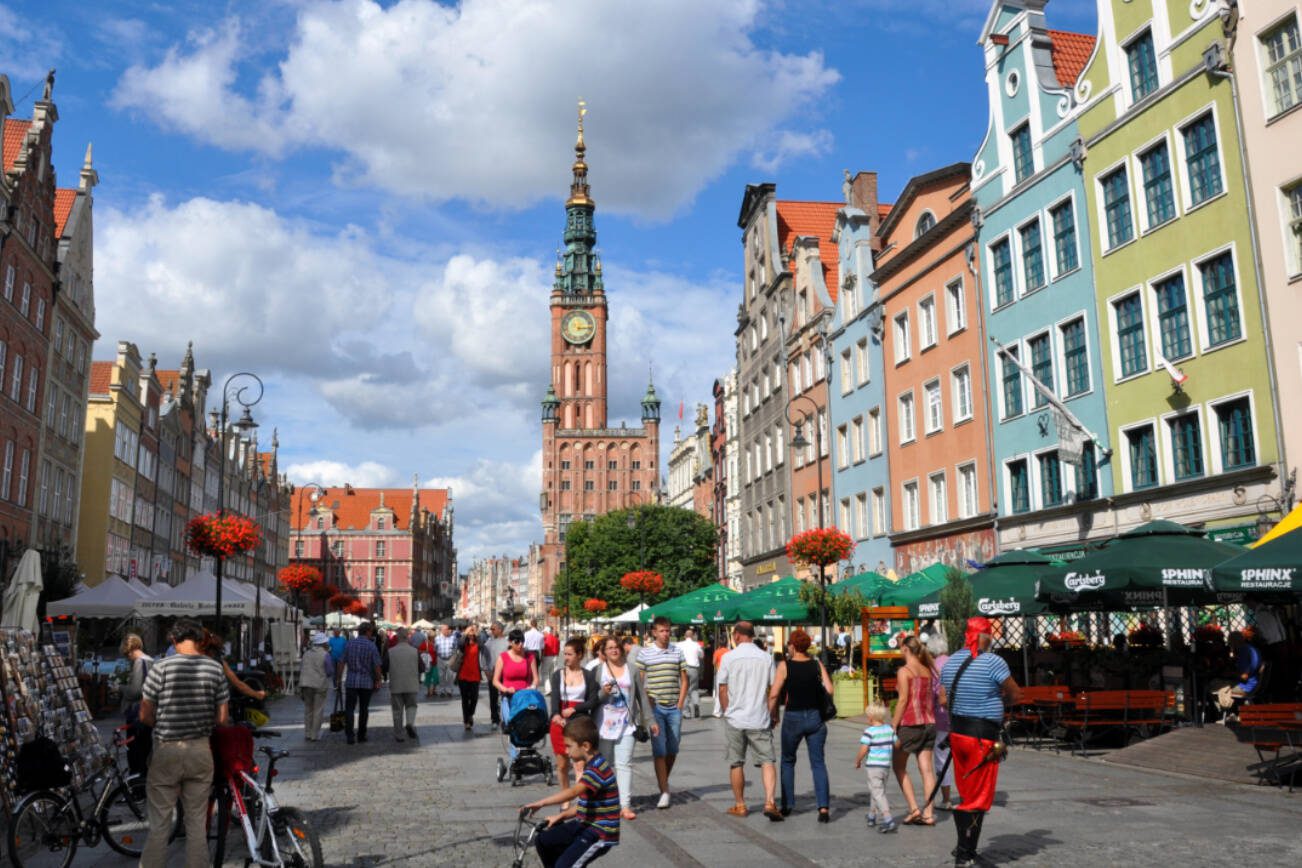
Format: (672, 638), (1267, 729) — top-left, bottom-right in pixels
(491, 628), (539, 752)
(892, 634), (938, 826)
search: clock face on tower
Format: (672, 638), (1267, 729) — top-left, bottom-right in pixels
(561, 310), (596, 345)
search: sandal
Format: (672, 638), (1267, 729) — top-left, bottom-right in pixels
(726, 804), (749, 817)
(902, 810), (923, 825)
(763, 804), (784, 822)
(917, 815), (936, 826)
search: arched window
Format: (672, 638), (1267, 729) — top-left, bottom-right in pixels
(915, 211), (937, 238)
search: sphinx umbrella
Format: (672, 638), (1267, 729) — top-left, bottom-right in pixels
(1211, 524), (1302, 598)
(1036, 520), (1244, 608)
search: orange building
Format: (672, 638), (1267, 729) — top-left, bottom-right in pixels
(873, 164), (996, 575)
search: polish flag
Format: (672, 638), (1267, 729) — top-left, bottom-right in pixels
(678, 400), (684, 420)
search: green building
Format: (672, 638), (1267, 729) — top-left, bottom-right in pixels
(1073, 0), (1283, 540)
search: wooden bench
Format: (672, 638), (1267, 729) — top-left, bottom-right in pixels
(1059, 690), (1172, 756)
(1006, 685), (1072, 748)
(1239, 703), (1302, 793)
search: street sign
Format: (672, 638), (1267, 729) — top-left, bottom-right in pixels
(129, 559), (137, 579)
(544, 595), (554, 605)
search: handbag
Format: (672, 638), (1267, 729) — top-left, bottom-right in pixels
(328, 689), (345, 733)
(817, 660), (838, 722)
(606, 663), (651, 742)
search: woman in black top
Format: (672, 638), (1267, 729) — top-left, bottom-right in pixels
(769, 629), (835, 821)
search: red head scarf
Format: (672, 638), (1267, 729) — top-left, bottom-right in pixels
(964, 617), (993, 656)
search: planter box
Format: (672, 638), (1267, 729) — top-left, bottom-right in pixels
(833, 679), (864, 718)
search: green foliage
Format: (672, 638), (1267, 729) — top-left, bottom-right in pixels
(938, 566), (974, 654)
(557, 506), (718, 613)
(798, 578), (871, 628)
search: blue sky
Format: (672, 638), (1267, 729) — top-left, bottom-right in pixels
(4, 0), (1097, 563)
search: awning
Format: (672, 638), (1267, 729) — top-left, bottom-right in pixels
(46, 575), (150, 619)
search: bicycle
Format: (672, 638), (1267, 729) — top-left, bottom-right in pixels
(510, 808), (549, 868)
(208, 727), (323, 867)
(7, 725), (163, 867)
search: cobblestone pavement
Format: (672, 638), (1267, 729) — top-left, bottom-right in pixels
(74, 683), (1301, 867)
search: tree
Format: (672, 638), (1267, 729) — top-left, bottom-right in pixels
(560, 506), (718, 613)
(939, 567), (975, 655)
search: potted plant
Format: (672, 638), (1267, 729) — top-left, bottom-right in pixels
(830, 668), (864, 718)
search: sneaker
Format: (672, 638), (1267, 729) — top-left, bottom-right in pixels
(407, 725), (418, 738)
(878, 820), (898, 834)
(657, 792), (671, 810)
(866, 814), (877, 827)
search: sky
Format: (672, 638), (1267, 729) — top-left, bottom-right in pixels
(3, 0), (1098, 566)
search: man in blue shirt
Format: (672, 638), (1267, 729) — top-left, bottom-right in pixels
(938, 617), (1019, 868)
(328, 629), (347, 686)
(342, 623), (384, 744)
(1230, 630), (1262, 695)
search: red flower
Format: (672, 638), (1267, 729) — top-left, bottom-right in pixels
(620, 571), (664, 596)
(308, 582), (337, 602)
(785, 528), (855, 568)
(344, 599), (369, 617)
(1128, 623), (1163, 648)
(583, 598), (608, 613)
(278, 565), (323, 593)
(186, 512), (261, 558)
(327, 592), (354, 611)
(548, 606), (564, 618)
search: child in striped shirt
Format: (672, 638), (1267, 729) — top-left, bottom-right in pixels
(854, 702), (897, 833)
(524, 716), (619, 867)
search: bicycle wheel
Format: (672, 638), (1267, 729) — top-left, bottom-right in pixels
(99, 778), (154, 857)
(8, 791), (77, 868)
(264, 807), (324, 868)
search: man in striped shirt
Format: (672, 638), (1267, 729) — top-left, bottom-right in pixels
(639, 616), (687, 809)
(139, 619), (229, 868)
(524, 715), (618, 867)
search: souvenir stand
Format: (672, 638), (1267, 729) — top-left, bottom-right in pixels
(0, 627), (107, 814)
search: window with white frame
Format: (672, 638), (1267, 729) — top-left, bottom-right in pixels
(898, 392), (916, 443)
(894, 312), (911, 363)
(819, 411), (829, 458)
(902, 481), (920, 531)
(801, 353), (813, 389)
(1166, 410), (1205, 481)
(946, 278), (966, 333)
(764, 433), (773, 473)
(1125, 422), (1160, 490)
(929, 472), (947, 525)
(872, 487), (886, 536)
(839, 498), (852, 533)
(840, 349), (853, 395)
(1180, 113), (1223, 207)
(1059, 317), (1092, 396)
(843, 282), (857, 320)
(1020, 218), (1046, 292)
(958, 462), (978, 519)
(1101, 165), (1135, 249)
(1260, 15), (1302, 117)
(1283, 180), (1302, 276)
(836, 424), (849, 469)
(855, 338), (870, 385)
(924, 379), (943, 434)
(952, 364), (973, 422)
(814, 349), (826, 383)
(775, 423), (785, 466)
(919, 296), (937, 348)
(851, 416), (865, 463)
(1212, 395), (1257, 471)
(1197, 250), (1242, 348)
(855, 493), (868, 539)
(868, 407), (882, 455)
(1113, 291), (1148, 377)
(1050, 198), (1079, 276)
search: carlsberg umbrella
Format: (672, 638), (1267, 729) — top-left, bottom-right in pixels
(908, 550), (1058, 619)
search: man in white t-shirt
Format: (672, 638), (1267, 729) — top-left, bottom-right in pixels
(675, 627), (705, 718)
(523, 620), (544, 664)
(715, 621), (781, 820)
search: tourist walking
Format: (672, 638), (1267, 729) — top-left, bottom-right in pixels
(712, 636), (731, 718)
(524, 619), (546, 676)
(929, 635), (956, 810)
(435, 624), (458, 698)
(299, 632), (336, 742)
(892, 634), (939, 826)
(541, 626), (561, 692)
(676, 627), (704, 718)
(854, 701), (898, 832)
(482, 622), (510, 725)
(595, 634), (652, 820)
(939, 617), (1020, 867)
(419, 631), (439, 699)
(715, 621), (781, 821)
(640, 616), (687, 809)
(550, 637), (601, 796)
(457, 624), (484, 730)
(119, 633), (153, 776)
(328, 628), (347, 688)
(769, 629), (833, 821)
(388, 627), (423, 741)
(138, 619), (230, 868)
(343, 622), (384, 744)
(492, 628), (540, 757)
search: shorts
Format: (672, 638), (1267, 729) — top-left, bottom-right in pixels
(724, 721), (775, 767)
(649, 703), (682, 758)
(896, 723), (936, 755)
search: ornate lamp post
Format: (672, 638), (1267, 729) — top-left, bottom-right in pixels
(212, 372), (263, 636)
(786, 393), (831, 657)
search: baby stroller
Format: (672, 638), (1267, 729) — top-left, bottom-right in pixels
(497, 689), (554, 787)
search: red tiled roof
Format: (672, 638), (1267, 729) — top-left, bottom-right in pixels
(2, 119), (31, 172)
(258, 452), (276, 478)
(89, 361), (114, 395)
(53, 189), (77, 237)
(877, 203), (893, 221)
(156, 369), (181, 396)
(775, 200), (842, 301)
(289, 487), (451, 532)
(1049, 30), (1096, 89)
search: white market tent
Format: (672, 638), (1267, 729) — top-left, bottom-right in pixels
(129, 577), (161, 597)
(46, 575), (150, 619)
(609, 603), (649, 624)
(134, 570), (259, 617)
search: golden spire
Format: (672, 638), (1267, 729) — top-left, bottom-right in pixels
(567, 98), (592, 207)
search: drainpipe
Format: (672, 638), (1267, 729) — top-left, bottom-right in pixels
(1207, 47), (1289, 507)
(968, 214), (1002, 555)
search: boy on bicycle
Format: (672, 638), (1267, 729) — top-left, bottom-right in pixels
(522, 716), (618, 867)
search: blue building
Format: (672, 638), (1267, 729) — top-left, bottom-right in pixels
(970, 1), (1115, 558)
(827, 172), (895, 575)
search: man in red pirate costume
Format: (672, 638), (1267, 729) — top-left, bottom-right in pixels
(937, 617), (1020, 867)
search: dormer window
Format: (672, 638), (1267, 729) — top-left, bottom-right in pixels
(376, 516), (386, 530)
(315, 516), (324, 530)
(914, 211), (936, 237)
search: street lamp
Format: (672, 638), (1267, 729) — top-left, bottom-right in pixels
(291, 482), (326, 634)
(785, 392), (832, 660)
(212, 372), (263, 637)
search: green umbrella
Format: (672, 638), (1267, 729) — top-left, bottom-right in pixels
(638, 583), (740, 624)
(828, 570), (891, 599)
(720, 576), (811, 622)
(1036, 520), (1245, 608)
(907, 551), (1059, 618)
(1212, 525), (1302, 596)
(877, 563), (951, 608)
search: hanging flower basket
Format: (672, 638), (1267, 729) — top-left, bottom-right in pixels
(1045, 630), (1087, 650)
(327, 592), (354, 612)
(1128, 623), (1163, 648)
(186, 512), (261, 559)
(620, 570), (664, 596)
(1194, 623), (1225, 644)
(344, 599), (369, 617)
(785, 528), (855, 569)
(548, 606), (564, 618)
(277, 564), (323, 593)
(308, 582), (337, 602)
(583, 598), (609, 614)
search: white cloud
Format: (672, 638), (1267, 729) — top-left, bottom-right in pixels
(111, 0), (839, 218)
(0, 4), (63, 81)
(284, 459), (401, 488)
(426, 453), (543, 562)
(750, 128), (835, 173)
